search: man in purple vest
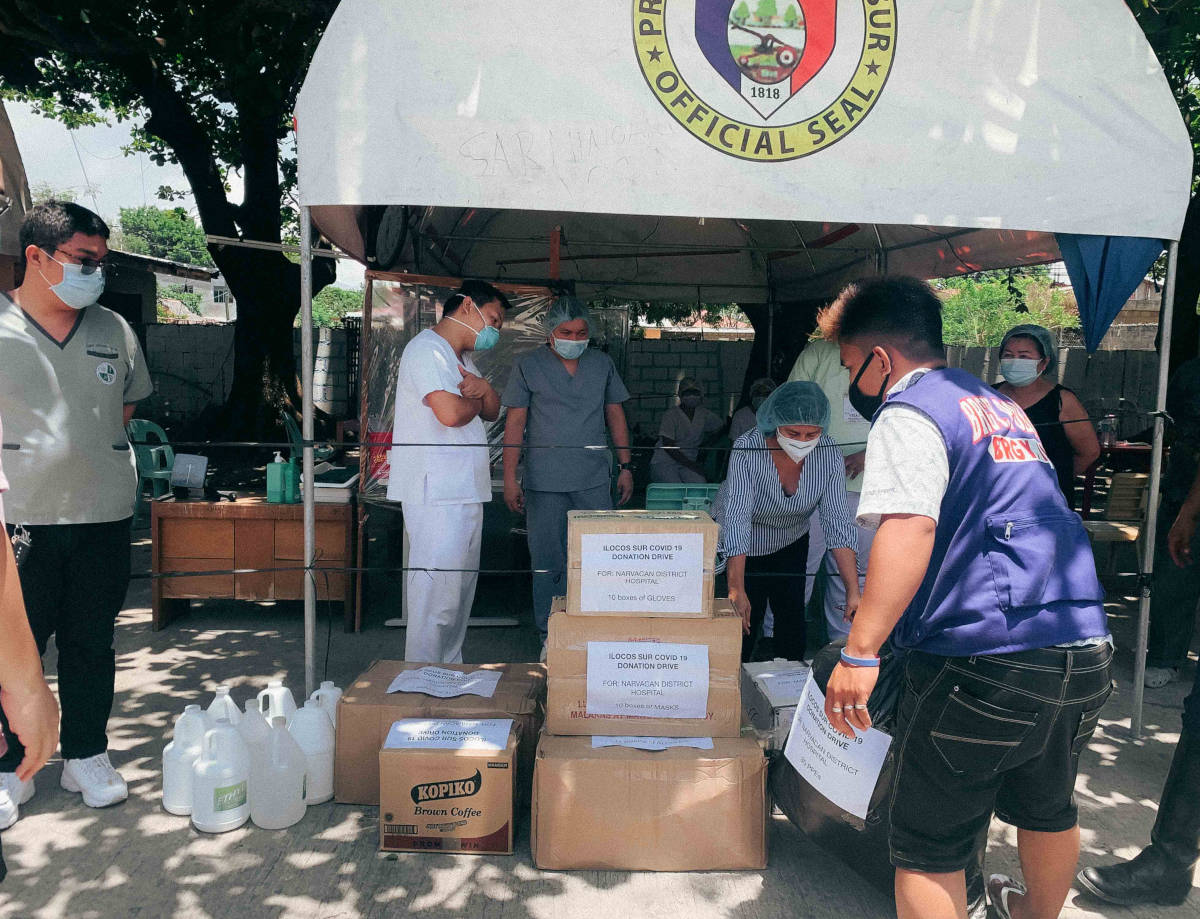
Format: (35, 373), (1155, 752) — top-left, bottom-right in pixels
(820, 277), (1112, 919)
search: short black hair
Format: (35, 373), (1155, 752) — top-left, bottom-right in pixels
(19, 201), (109, 265)
(818, 276), (945, 360)
(443, 279), (510, 315)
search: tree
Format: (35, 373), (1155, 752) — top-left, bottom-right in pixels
(29, 182), (76, 206)
(0, 1), (339, 436)
(783, 4), (799, 28)
(732, 2), (751, 25)
(754, 0), (778, 25)
(119, 206), (214, 267)
(1127, 1), (1200, 374)
(308, 285), (362, 329)
(937, 270), (1079, 347)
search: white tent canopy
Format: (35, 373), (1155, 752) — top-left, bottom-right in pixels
(295, 0), (1193, 733)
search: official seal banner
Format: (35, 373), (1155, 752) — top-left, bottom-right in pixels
(634, 0), (896, 161)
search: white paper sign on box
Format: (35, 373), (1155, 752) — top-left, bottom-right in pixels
(385, 666), (502, 699)
(591, 736), (715, 751)
(579, 532), (704, 613)
(585, 641), (709, 718)
(383, 718), (514, 751)
(783, 674), (891, 820)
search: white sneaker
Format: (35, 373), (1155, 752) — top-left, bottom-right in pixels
(1145, 666), (1178, 688)
(0, 772), (35, 829)
(60, 753), (128, 808)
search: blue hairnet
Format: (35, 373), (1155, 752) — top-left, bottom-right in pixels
(544, 296), (591, 333)
(756, 381), (830, 435)
(1000, 324), (1057, 377)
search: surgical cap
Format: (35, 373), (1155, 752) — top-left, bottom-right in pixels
(544, 296), (591, 333)
(749, 377), (778, 401)
(756, 381), (830, 435)
(678, 376), (703, 396)
(1000, 324), (1057, 377)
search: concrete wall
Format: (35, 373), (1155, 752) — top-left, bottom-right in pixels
(623, 339), (753, 439)
(141, 324), (352, 423)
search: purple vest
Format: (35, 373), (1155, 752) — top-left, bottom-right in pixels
(883, 368), (1107, 656)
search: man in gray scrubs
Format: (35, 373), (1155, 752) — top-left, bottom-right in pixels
(502, 297), (634, 647)
(0, 202), (153, 825)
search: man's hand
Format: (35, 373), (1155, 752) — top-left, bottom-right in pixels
(844, 450), (866, 480)
(457, 365), (493, 401)
(730, 588), (751, 634)
(1168, 509), (1197, 568)
(616, 470), (634, 507)
(504, 478), (525, 514)
(825, 661), (878, 738)
(843, 587), (861, 623)
(1, 682), (59, 782)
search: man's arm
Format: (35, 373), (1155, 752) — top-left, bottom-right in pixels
(605, 403), (634, 507)
(123, 404), (137, 425)
(503, 407), (528, 513)
(0, 533), (59, 781)
(424, 390), (484, 428)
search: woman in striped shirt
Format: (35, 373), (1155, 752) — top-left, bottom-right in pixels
(713, 381), (860, 662)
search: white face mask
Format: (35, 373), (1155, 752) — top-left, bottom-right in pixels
(1000, 357), (1041, 387)
(776, 433), (819, 463)
(40, 251), (105, 310)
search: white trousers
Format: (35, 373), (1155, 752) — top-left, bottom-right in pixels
(804, 489), (874, 641)
(402, 501), (483, 664)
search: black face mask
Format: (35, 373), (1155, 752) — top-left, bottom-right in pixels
(848, 351), (890, 420)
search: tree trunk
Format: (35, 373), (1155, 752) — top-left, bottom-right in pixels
(1166, 191), (1200, 377)
(738, 298), (824, 404)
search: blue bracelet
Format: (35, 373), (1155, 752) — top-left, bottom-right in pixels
(840, 649), (881, 668)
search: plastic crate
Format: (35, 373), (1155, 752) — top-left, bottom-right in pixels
(644, 483), (722, 513)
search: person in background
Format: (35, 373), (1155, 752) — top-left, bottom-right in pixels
(650, 377), (725, 483)
(387, 279), (508, 664)
(789, 336), (874, 641)
(1143, 356), (1200, 687)
(0, 409), (60, 859)
(995, 324), (1099, 505)
(822, 277), (1111, 919)
(1076, 444), (1200, 905)
(0, 202), (152, 822)
(502, 296), (634, 648)
(730, 377), (777, 442)
(712, 381), (859, 662)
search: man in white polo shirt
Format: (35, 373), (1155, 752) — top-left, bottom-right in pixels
(0, 202), (153, 825)
(387, 280), (507, 663)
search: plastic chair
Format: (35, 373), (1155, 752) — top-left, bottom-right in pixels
(127, 419), (174, 525)
(281, 411), (336, 464)
(645, 483), (722, 513)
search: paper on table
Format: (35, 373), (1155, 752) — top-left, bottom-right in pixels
(586, 641), (709, 718)
(383, 718), (514, 751)
(386, 666), (502, 698)
(590, 736), (716, 751)
(754, 665), (811, 707)
(783, 674), (891, 820)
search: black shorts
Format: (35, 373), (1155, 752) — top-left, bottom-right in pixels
(888, 644), (1113, 874)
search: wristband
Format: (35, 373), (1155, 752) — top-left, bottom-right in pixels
(840, 649), (881, 668)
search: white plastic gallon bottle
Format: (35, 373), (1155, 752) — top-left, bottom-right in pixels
(251, 717), (307, 830)
(238, 700), (272, 804)
(190, 718), (251, 833)
(309, 681), (342, 729)
(256, 680), (297, 725)
(288, 700), (334, 804)
(205, 685), (241, 727)
(162, 704), (207, 815)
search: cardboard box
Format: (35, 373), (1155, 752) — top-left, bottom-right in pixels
(379, 718), (517, 855)
(566, 510), (719, 617)
(531, 732), (767, 870)
(335, 660), (545, 805)
(741, 659), (810, 751)
(545, 603), (742, 737)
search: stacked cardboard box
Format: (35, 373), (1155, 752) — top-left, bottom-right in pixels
(533, 510), (767, 871)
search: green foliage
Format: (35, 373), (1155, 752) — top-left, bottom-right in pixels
(158, 282), (203, 317)
(119, 206), (214, 267)
(29, 182), (77, 206)
(754, 0), (778, 24)
(936, 270), (1079, 347)
(732, 2), (751, 24)
(783, 4), (799, 27)
(304, 285), (362, 328)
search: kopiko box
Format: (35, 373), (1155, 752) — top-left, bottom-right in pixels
(545, 601), (741, 737)
(565, 510), (719, 618)
(336, 661), (545, 805)
(379, 718), (517, 855)
(531, 732), (767, 871)
(741, 659), (811, 752)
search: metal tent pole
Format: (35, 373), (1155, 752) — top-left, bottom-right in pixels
(1131, 239), (1178, 738)
(300, 206), (316, 698)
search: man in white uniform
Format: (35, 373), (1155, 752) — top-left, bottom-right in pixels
(387, 280), (508, 663)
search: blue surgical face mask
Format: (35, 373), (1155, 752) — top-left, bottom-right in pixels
(40, 251), (105, 310)
(552, 337), (588, 360)
(1000, 357), (1041, 387)
(448, 300), (500, 351)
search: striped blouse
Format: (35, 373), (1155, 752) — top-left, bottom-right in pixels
(713, 428), (857, 561)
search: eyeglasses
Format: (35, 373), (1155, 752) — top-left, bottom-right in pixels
(45, 247), (108, 276)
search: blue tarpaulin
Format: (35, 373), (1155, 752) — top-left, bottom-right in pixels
(1056, 233), (1165, 352)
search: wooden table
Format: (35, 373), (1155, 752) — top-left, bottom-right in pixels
(151, 496), (357, 631)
